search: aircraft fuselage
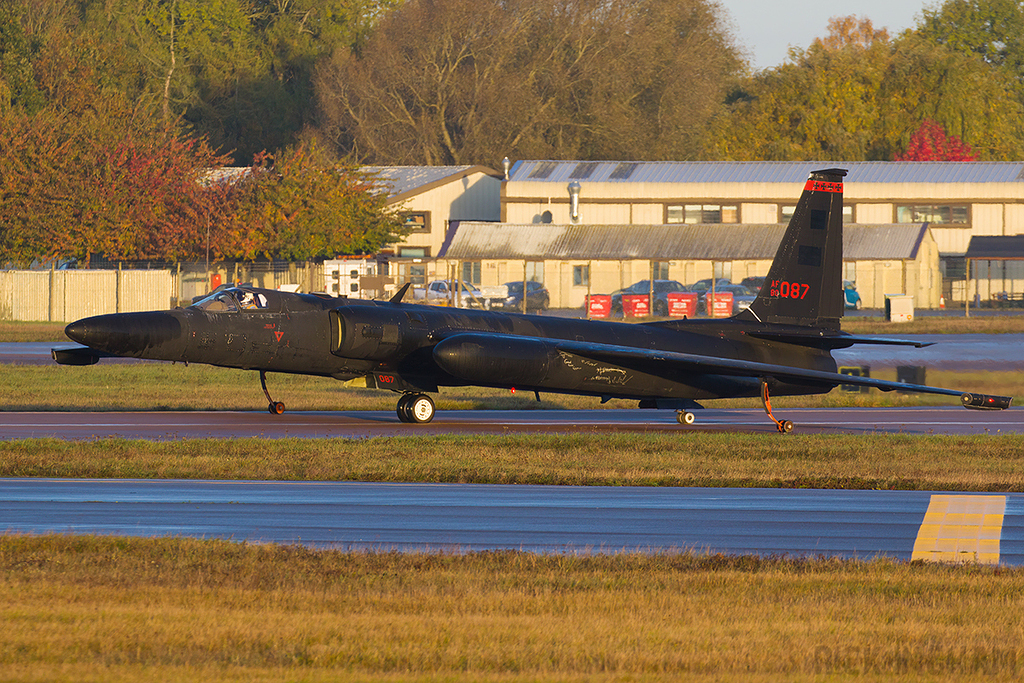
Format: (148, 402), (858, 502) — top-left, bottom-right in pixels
(64, 289), (838, 402)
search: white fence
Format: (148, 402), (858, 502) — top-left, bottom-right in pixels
(0, 270), (173, 322)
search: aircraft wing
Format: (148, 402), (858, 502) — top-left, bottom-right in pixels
(433, 332), (1011, 410)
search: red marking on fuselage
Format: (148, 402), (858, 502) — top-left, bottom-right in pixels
(274, 331), (284, 342)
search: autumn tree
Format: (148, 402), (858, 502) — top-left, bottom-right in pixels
(63, 0), (393, 163)
(706, 17), (892, 160)
(875, 35), (1024, 160)
(0, 12), (239, 266)
(0, 3), (45, 114)
(896, 120), (977, 160)
(704, 15), (1024, 161)
(227, 141), (408, 261)
(917, 0), (1024, 82)
(314, 0), (743, 165)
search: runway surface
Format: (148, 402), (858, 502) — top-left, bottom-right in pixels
(0, 406), (1020, 439)
(3, 479), (1021, 564)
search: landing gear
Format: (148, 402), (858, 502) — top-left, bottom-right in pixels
(260, 371), (285, 415)
(676, 410), (696, 425)
(396, 393), (435, 424)
(761, 379), (794, 433)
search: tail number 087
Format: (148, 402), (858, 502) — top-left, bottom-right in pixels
(770, 280), (810, 299)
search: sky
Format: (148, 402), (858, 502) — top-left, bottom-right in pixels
(718, 0), (935, 71)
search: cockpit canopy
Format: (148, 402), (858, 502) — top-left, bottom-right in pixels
(191, 287), (273, 313)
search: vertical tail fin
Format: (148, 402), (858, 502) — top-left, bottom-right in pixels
(741, 168), (847, 329)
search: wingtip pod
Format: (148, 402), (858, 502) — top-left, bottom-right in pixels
(960, 393), (1012, 410)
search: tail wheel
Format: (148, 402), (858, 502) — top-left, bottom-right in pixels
(268, 401), (285, 415)
(676, 410), (696, 425)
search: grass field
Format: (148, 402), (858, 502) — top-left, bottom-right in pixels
(2, 433), (1024, 490)
(2, 535), (1023, 683)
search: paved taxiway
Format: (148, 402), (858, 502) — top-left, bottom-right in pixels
(3, 479), (1022, 564)
(0, 406), (1019, 439)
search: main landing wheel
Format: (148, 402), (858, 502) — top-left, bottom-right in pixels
(676, 410), (696, 425)
(397, 393), (435, 424)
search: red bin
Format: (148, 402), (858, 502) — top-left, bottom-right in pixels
(667, 292), (697, 318)
(587, 294), (611, 319)
(707, 291), (734, 318)
(623, 294), (650, 317)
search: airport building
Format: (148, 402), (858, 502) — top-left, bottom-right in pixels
(383, 160), (1024, 309)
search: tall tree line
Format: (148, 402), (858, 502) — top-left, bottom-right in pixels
(4, 0), (1024, 265)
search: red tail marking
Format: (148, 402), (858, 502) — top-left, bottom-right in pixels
(804, 180), (843, 193)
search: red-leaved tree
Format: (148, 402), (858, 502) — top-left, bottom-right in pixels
(896, 120), (977, 161)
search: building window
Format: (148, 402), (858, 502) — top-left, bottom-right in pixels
(398, 247), (429, 258)
(666, 204), (739, 224)
(573, 265), (589, 286)
(653, 262), (669, 279)
(401, 212), (431, 233)
(896, 204), (968, 225)
(782, 205), (853, 223)
(461, 261), (482, 285)
(396, 262), (427, 286)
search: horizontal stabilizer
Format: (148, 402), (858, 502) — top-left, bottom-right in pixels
(746, 331), (934, 350)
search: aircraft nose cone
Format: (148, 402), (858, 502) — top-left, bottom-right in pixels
(65, 311), (187, 359)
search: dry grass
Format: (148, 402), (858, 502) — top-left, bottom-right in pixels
(1, 535), (1022, 682)
(841, 315), (1024, 335)
(3, 363), (1023, 413)
(2, 433), (1024, 490)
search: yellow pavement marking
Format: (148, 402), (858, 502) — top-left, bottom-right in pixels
(912, 495), (1006, 564)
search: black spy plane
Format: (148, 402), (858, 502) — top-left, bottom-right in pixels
(55, 168), (1011, 432)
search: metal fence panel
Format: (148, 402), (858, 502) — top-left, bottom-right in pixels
(0, 270), (174, 322)
(1, 264), (334, 321)
(60, 271), (117, 321)
(118, 270), (172, 312)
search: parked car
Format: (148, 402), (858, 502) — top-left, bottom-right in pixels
(843, 280), (862, 309)
(687, 278), (732, 295)
(609, 279), (689, 316)
(498, 280), (550, 312)
(698, 284), (757, 315)
(413, 280), (507, 308)
(740, 276), (766, 292)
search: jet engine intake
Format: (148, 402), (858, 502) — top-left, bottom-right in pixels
(330, 308), (406, 361)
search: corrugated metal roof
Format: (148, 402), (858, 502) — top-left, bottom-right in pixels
(363, 165), (498, 198)
(508, 160), (1024, 184)
(443, 222), (928, 261)
(965, 236), (1024, 260)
